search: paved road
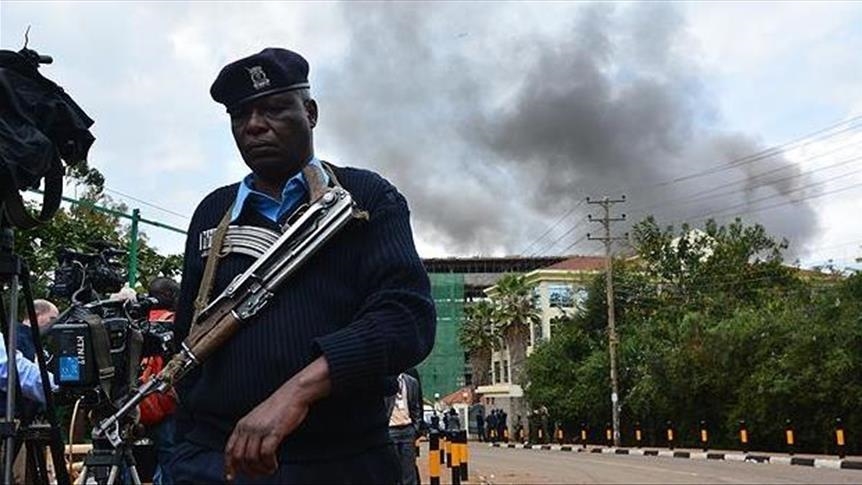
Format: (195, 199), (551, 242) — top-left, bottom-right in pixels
(420, 444), (862, 484)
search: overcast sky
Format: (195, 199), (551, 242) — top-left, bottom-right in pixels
(3, 1), (862, 268)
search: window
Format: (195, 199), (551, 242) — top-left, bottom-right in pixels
(531, 286), (541, 309)
(574, 287), (589, 306)
(493, 361), (501, 384)
(502, 360), (510, 383)
(533, 320), (544, 343)
(548, 283), (575, 308)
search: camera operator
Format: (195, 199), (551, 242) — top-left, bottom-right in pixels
(17, 299), (59, 359)
(0, 300), (59, 483)
(139, 277), (179, 485)
(1, 299), (59, 407)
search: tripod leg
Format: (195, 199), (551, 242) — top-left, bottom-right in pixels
(77, 465), (87, 485)
(127, 465), (142, 485)
(107, 464), (119, 485)
(0, 276), (22, 485)
(24, 441), (41, 485)
(20, 269), (72, 485)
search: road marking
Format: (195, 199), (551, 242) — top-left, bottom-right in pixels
(814, 459), (841, 469)
(574, 456), (701, 477)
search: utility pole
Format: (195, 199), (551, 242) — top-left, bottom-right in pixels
(587, 195), (627, 447)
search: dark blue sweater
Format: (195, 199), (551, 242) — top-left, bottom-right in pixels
(173, 164), (436, 463)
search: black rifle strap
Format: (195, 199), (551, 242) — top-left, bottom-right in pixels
(193, 161), (355, 318)
(83, 312), (115, 399)
(193, 205), (233, 321)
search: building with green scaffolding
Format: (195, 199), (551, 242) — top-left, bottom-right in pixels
(418, 257), (566, 400)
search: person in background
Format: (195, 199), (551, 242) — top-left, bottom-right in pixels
(386, 371), (422, 485)
(17, 299), (58, 360)
(445, 408), (461, 433)
(498, 409), (508, 442)
(476, 409), (485, 442)
(139, 277), (180, 485)
(486, 409), (497, 442)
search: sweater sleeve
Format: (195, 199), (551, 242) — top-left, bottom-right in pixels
(314, 185), (436, 395)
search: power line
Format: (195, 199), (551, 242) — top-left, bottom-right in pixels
(529, 214), (590, 257)
(626, 114), (862, 196)
(626, 145), (862, 219)
(521, 198), (586, 255)
(687, 178), (862, 224)
(103, 186), (191, 220)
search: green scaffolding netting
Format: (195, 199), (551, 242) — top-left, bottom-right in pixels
(417, 273), (465, 400)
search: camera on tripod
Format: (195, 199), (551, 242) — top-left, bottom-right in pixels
(45, 243), (176, 409)
(49, 242), (127, 303)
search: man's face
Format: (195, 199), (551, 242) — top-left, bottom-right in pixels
(230, 91), (318, 183)
(37, 308), (58, 335)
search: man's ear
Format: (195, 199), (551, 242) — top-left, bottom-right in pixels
(305, 99), (319, 129)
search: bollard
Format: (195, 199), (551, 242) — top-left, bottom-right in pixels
(785, 419), (795, 456)
(700, 420), (709, 452)
(738, 420), (749, 454)
(445, 433), (452, 467)
(605, 422), (613, 447)
(580, 423), (588, 449)
(451, 430), (462, 485)
(429, 431), (441, 485)
(835, 418), (846, 459)
(460, 430), (469, 481)
(503, 426), (510, 443)
(517, 426), (525, 443)
(538, 426), (544, 443)
(634, 421), (642, 448)
(666, 421), (675, 450)
(556, 426), (564, 445)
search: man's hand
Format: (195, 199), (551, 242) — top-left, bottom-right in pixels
(224, 356), (331, 481)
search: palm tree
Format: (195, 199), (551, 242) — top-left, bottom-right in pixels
(459, 299), (499, 389)
(492, 273), (540, 387)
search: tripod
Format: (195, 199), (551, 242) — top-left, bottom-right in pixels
(0, 223), (71, 485)
(77, 430), (142, 485)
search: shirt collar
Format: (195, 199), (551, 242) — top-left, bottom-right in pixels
(231, 156), (326, 222)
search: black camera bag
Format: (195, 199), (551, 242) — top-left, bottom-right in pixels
(0, 49), (94, 228)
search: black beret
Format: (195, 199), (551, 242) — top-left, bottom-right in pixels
(210, 48), (310, 113)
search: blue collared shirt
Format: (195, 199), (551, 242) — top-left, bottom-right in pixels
(0, 337), (57, 405)
(231, 157), (329, 223)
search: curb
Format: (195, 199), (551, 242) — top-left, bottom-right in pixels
(487, 443), (862, 470)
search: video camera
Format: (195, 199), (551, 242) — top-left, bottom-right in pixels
(0, 44), (94, 230)
(49, 241), (127, 303)
(45, 244), (176, 411)
(48, 296), (175, 407)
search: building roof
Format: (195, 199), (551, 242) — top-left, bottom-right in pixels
(439, 385), (475, 405)
(423, 256), (567, 274)
(543, 256), (606, 272)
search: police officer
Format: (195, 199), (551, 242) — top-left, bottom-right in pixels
(169, 48), (436, 483)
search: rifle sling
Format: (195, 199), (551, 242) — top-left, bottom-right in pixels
(192, 161), (348, 318)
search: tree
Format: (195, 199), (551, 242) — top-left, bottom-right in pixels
(525, 217), (861, 453)
(492, 274), (540, 387)
(459, 299), (499, 389)
(12, 193), (182, 299)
